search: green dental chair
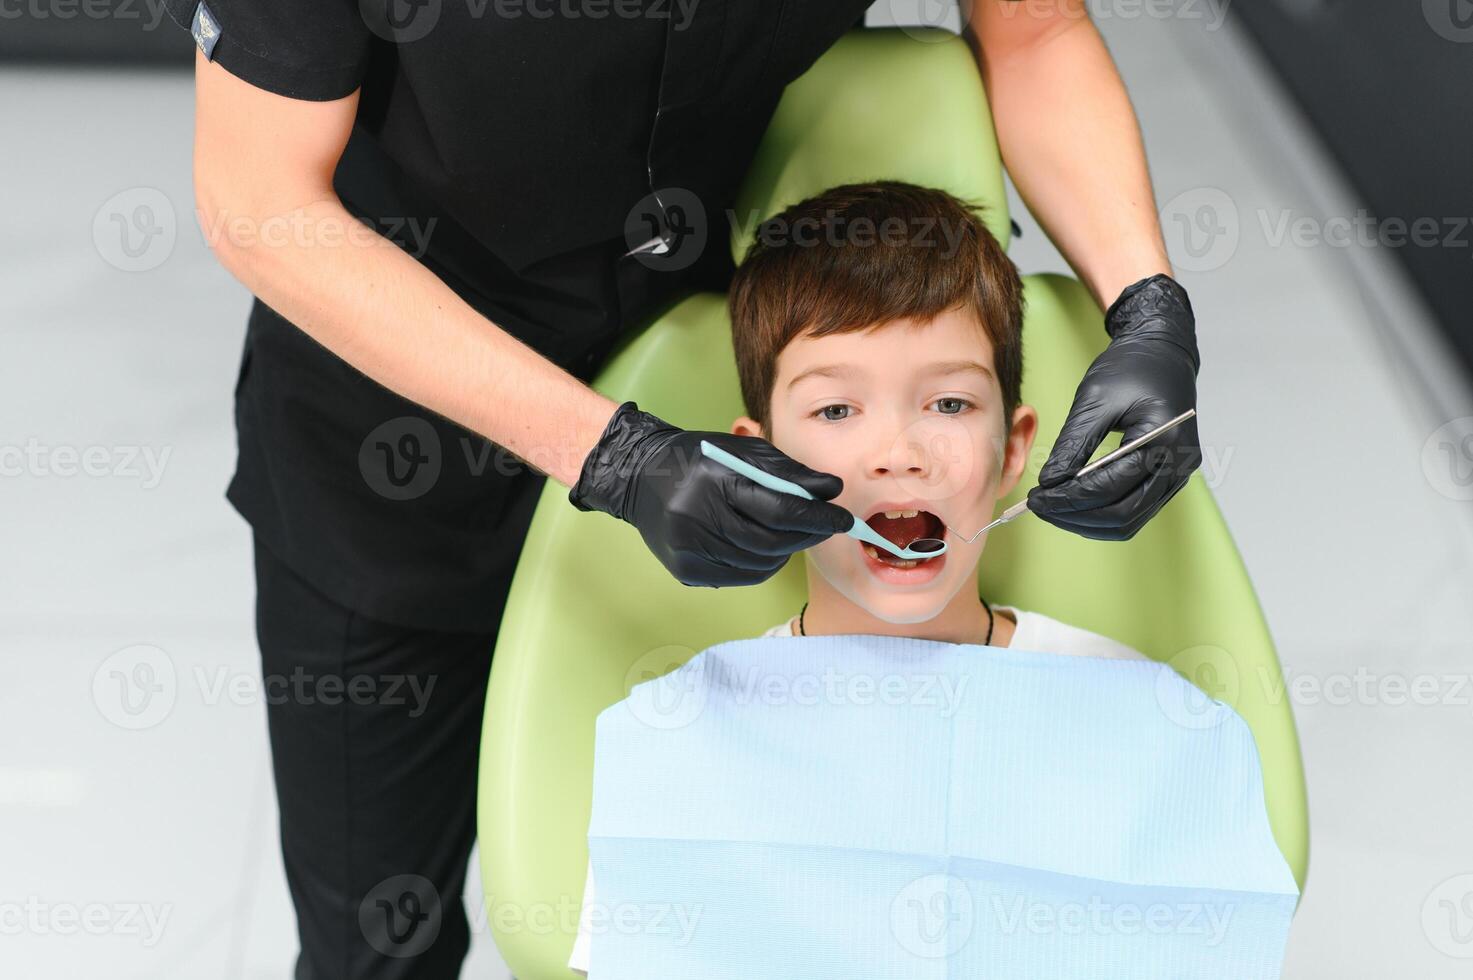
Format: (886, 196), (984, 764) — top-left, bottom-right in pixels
(477, 27), (1309, 979)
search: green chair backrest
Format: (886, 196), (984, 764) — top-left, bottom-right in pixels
(478, 28), (1308, 980)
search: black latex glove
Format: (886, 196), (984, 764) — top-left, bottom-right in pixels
(1026, 273), (1204, 541)
(568, 401), (854, 587)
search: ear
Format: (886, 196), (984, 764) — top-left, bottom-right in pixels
(997, 404), (1039, 499)
(731, 415), (765, 439)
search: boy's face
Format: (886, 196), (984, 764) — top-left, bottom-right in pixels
(732, 306), (1037, 625)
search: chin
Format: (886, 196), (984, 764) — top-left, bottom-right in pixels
(862, 600), (948, 626)
(872, 586), (964, 622)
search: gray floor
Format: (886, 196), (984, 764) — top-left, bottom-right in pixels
(4, 5), (1471, 978)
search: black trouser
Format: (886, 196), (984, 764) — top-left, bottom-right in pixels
(253, 535), (498, 980)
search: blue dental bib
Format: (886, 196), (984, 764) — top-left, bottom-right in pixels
(586, 633), (1299, 979)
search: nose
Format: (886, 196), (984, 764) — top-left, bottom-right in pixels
(869, 415), (933, 480)
(866, 412), (979, 498)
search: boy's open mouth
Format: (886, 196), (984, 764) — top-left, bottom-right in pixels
(863, 508), (946, 568)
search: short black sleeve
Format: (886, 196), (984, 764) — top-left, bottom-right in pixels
(164, 0), (373, 102)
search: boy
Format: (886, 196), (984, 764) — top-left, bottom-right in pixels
(569, 181), (1148, 974)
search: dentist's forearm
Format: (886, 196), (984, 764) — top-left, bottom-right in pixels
(202, 195), (618, 488)
(968, 3), (1172, 307)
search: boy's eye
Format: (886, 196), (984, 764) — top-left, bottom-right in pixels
(935, 397), (974, 415)
(814, 400), (973, 421)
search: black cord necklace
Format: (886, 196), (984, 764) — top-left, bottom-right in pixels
(798, 596), (994, 645)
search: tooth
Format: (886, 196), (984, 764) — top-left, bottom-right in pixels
(884, 510), (901, 519)
(862, 542), (922, 570)
(900, 509), (917, 518)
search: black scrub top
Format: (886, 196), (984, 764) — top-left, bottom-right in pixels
(164, 0), (876, 632)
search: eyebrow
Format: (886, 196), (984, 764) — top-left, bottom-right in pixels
(787, 359), (994, 390)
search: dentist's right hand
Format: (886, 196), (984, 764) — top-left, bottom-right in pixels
(567, 400), (854, 587)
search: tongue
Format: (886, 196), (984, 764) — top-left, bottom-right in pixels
(868, 513), (930, 550)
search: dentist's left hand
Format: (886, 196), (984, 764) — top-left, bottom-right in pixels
(568, 401), (854, 587)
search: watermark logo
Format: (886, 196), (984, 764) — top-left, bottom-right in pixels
(890, 873), (973, 959)
(879, 0), (971, 41)
(93, 187), (176, 273)
(360, 416), (443, 500)
(1423, 873), (1473, 958)
(360, 0), (442, 42)
(623, 645), (706, 730)
(360, 874), (442, 958)
(1424, 0), (1473, 42)
(887, 414), (981, 515)
(92, 655), (440, 730)
(1422, 416), (1473, 501)
(1160, 186), (1240, 273)
(1155, 644), (1239, 730)
(624, 188), (708, 272)
(92, 645), (177, 730)
(1156, 189), (1472, 272)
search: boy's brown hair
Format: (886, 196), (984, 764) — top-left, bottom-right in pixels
(728, 180), (1024, 436)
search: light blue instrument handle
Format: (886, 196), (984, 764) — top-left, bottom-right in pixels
(697, 440), (947, 559)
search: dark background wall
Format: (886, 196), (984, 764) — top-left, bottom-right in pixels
(1231, 0), (1473, 380)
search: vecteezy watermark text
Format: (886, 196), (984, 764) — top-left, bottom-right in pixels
(0, 897), (172, 947)
(0, 440), (171, 489)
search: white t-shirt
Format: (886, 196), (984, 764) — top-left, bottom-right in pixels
(567, 604), (1150, 974)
